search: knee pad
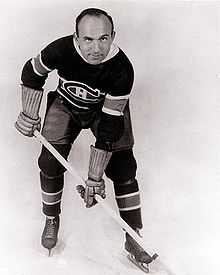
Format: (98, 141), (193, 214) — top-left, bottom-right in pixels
(114, 178), (139, 196)
(40, 171), (64, 193)
(105, 149), (137, 182)
(114, 178), (143, 230)
(38, 144), (71, 177)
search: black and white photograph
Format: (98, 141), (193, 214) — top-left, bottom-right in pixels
(0, 1), (220, 274)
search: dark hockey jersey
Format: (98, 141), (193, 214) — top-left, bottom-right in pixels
(21, 35), (134, 148)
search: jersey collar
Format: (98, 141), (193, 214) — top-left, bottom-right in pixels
(73, 34), (119, 64)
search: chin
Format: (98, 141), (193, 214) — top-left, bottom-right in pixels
(86, 54), (106, 65)
(88, 59), (103, 65)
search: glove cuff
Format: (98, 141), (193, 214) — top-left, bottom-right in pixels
(21, 85), (43, 119)
(19, 112), (41, 124)
(86, 178), (104, 187)
(88, 145), (112, 181)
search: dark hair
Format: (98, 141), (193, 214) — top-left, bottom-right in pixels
(75, 8), (114, 36)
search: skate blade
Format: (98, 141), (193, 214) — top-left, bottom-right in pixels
(48, 249), (52, 257)
(127, 254), (150, 273)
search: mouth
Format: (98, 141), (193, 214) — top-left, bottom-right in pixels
(86, 54), (104, 64)
(91, 54), (102, 60)
(90, 53), (102, 59)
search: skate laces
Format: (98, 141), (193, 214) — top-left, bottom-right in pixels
(45, 218), (57, 238)
(127, 233), (145, 253)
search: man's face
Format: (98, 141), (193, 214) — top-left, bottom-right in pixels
(76, 14), (115, 65)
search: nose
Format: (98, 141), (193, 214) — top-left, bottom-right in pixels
(92, 40), (101, 53)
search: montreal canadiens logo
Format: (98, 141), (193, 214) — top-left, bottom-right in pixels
(62, 81), (104, 103)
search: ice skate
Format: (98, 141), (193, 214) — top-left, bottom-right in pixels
(41, 216), (60, 256)
(125, 231), (158, 273)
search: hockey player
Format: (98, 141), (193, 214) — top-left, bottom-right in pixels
(15, 8), (153, 268)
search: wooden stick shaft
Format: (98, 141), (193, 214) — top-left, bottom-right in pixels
(33, 132), (176, 275)
(34, 130), (152, 254)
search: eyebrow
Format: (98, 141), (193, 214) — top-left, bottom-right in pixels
(83, 34), (110, 40)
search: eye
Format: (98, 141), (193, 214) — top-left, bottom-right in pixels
(84, 37), (93, 43)
(100, 36), (108, 41)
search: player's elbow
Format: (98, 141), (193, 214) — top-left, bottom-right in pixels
(96, 114), (124, 151)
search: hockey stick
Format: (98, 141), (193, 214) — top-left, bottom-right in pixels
(34, 130), (175, 274)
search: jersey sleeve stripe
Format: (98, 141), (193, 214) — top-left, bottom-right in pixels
(102, 94), (128, 116)
(39, 52), (53, 72)
(105, 94), (130, 100)
(102, 106), (122, 116)
(31, 53), (52, 76)
(31, 58), (45, 77)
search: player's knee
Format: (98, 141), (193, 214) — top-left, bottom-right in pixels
(38, 144), (71, 176)
(113, 178), (139, 196)
(38, 150), (64, 176)
(105, 149), (137, 182)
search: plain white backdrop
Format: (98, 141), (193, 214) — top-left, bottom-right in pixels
(0, 1), (220, 275)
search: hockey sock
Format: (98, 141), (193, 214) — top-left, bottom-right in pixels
(114, 178), (143, 229)
(40, 171), (64, 217)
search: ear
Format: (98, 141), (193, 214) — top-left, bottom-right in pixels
(73, 32), (79, 44)
(111, 31), (116, 41)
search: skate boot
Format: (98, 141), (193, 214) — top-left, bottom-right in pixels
(125, 230), (158, 273)
(41, 216), (60, 256)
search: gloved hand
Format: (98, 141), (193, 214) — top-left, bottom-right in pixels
(76, 145), (112, 208)
(15, 85), (43, 137)
(15, 112), (41, 137)
(77, 178), (106, 208)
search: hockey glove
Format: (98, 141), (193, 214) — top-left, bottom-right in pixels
(76, 145), (112, 208)
(15, 85), (43, 137)
(84, 178), (106, 207)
